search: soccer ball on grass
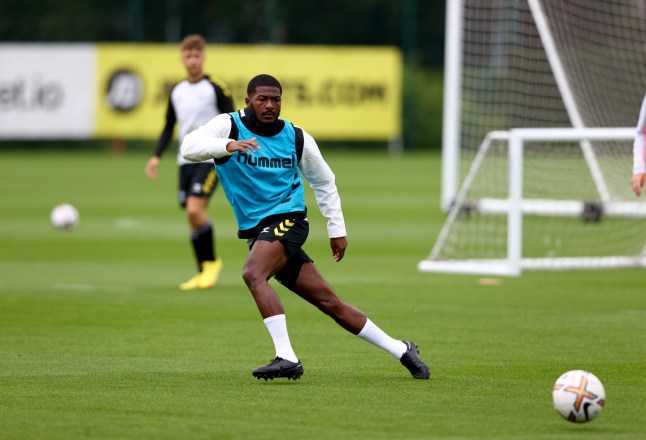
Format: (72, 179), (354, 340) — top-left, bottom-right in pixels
(50, 203), (79, 229)
(552, 370), (605, 423)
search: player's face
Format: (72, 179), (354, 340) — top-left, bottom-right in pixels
(181, 48), (205, 78)
(246, 86), (282, 123)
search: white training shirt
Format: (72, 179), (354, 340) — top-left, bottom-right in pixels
(171, 79), (223, 165)
(633, 93), (646, 175)
(181, 111), (347, 238)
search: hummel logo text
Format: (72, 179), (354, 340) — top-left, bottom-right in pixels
(237, 153), (295, 169)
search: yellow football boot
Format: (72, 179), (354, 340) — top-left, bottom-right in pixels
(180, 259), (223, 290)
(196, 259), (223, 289)
(179, 273), (202, 291)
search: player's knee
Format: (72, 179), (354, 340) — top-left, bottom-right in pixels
(241, 266), (264, 289)
(241, 267), (254, 286)
(316, 293), (344, 316)
(186, 205), (201, 219)
(187, 211), (207, 229)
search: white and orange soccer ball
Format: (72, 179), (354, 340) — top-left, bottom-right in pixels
(50, 203), (79, 230)
(552, 370), (605, 423)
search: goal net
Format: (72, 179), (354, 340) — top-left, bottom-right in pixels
(421, 0), (646, 275)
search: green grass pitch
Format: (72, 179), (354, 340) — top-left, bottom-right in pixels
(1, 148), (645, 439)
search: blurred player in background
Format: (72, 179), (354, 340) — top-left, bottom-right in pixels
(181, 74), (430, 381)
(145, 34), (235, 290)
(632, 94), (646, 196)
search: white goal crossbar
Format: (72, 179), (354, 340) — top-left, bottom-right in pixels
(420, 127), (646, 276)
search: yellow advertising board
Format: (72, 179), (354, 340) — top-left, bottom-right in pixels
(95, 44), (401, 140)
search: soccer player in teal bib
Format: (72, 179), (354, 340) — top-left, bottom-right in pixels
(182, 74), (430, 380)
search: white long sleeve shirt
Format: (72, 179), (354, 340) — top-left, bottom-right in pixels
(182, 112), (347, 238)
(633, 94), (646, 175)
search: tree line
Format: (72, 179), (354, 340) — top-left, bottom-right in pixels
(0, 0), (445, 67)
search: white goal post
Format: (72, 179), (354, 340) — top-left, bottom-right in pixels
(423, 0), (646, 275)
(419, 127), (646, 276)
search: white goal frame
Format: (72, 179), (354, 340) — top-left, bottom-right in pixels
(419, 127), (646, 276)
(442, 0), (642, 210)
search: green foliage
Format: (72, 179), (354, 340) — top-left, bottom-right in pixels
(404, 65), (444, 150)
(0, 1), (445, 66)
(1, 150), (644, 439)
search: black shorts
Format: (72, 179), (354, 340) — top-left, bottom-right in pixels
(249, 214), (314, 289)
(178, 162), (218, 208)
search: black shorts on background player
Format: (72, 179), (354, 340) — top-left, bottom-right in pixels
(178, 163), (218, 208)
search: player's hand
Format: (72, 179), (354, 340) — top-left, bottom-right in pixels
(330, 237), (348, 262)
(145, 156), (160, 179)
(631, 173), (645, 196)
(226, 137), (260, 155)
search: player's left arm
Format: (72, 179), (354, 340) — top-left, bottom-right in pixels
(297, 128), (348, 261)
(330, 237), (348, 262)
(632, 174), (645, 196)
(632, 94), (646, 196)
(211, 77), (235, 113)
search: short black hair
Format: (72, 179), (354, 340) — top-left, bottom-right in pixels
(247, 74), (282, 96)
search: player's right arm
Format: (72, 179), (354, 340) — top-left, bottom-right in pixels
(146, 95), (177, 179)
(632, 94), (646, 196)
(181, 113), (258, 161)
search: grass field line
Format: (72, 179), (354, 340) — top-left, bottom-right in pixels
(113, 217), (141, 229)
(50, 283), (135, 293)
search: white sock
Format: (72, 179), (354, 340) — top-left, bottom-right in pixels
(357, 319), (407, 359)
(263, 314), (299, 363)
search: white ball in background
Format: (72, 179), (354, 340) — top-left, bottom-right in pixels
(50, 203), (80, 230)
